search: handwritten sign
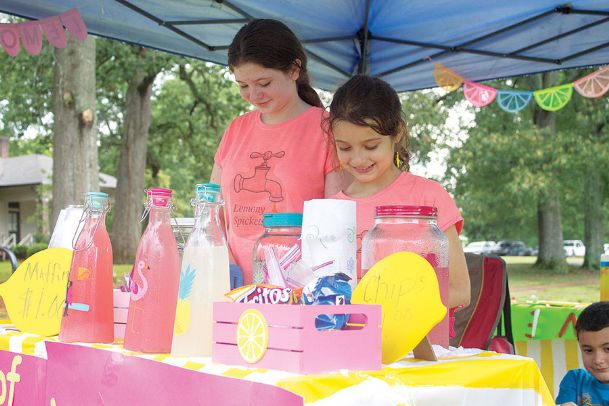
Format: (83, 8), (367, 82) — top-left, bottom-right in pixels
(352, 251), (446, 364)
(0, 248), (72, 336)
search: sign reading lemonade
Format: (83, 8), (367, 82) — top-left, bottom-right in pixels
(0, 248), (72, 336)
(352, 251), (446, 364)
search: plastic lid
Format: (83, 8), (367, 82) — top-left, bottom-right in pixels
(147, 187), (173, 207)
(85, 192), (108, 210)
(375, 205), (437, 217)
(195, 183), (221, 203)
(262, 213), (303, 227)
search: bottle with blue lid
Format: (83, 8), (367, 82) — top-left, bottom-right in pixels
(252, 213), (303, 285)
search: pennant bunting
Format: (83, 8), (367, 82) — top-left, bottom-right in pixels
(434, 64), (463, 92)
(463, 81), (497, 107)
(0, 24), (21, 57)
(1, 9), (86, 57)
(496, 90), (533, 113)
(40, 16), (67, 49)
(533, 83), (573, 112)
(435, 64), (607, 113)
(573, 65), (609, 98)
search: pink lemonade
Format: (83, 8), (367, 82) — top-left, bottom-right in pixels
(124, 188), (180, 353)
(60, 193), (114, 343)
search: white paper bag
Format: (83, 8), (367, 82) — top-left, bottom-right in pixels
(301, 199), (357, 289)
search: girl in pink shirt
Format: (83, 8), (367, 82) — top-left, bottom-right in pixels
(211, 20), (343, 284)
(325, 75), (471, 310)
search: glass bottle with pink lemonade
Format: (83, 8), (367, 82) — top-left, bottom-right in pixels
(124, 188), (180, 353)
(60, 192), (114, 343)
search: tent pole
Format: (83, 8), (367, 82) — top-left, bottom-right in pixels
(357, 0), (372, 75)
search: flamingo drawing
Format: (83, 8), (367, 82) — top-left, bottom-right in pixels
(130, 260), (150, 301)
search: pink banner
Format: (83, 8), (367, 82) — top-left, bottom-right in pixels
(18, 21), (42, 55)
(59, 9), (87, 42)
(40, 16), (67, 49)
(0, 349), (47, 406)
(1, 9), (87, 57)
(45, 341), (303, 405)
(0, 24), (20, 57)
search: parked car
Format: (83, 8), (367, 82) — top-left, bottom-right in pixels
(463, 241), (496, 254)
(505, 241), (535, 256)
(489, 240), (519, 256)
(563, 240), (586, 256)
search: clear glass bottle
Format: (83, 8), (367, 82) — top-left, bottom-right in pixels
(361, 205), (449, 347)
(60, 192), (113, 343)
(171, 183), (230, 356)
(124, 187), (180, 353)
(252, 213), (303, 286)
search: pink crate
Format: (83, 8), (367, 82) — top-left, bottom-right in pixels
(213, 302), (381, 374)
(113, 289), (130, 339)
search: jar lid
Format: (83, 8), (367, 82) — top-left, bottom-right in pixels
(147, 187), (173, 207)
(376, 205), (437, 217)
(263, 213), (303, 227)
(85, 192), (108, 210)
(195, 183), (221, 203)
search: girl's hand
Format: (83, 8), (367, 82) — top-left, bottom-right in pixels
(556, 403), (577, 406)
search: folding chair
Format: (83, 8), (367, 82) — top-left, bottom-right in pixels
(450, 253), (514, 353)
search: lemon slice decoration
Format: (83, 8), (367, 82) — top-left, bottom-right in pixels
(433, 64), (463, 92)
(573, 65), (609, 98)
(236, 309), (269, 364)
(533, 83), (573, 111)
(463, 81), (497, 107)
(496, 90), (533, 113)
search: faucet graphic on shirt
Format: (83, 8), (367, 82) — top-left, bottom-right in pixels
(234, 150), (285, 202)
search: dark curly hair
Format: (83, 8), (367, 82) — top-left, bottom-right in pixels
(324, 75), (410, 170)
(576, 301), (609, 338)
(228, 19), (322, 108)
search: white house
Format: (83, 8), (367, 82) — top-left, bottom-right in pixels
(0, 137), (116, 246)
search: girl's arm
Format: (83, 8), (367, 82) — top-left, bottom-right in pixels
(445, 225), (471, 308)
(324, 170), (353, 197)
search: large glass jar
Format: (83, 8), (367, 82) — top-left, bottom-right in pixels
(361, 205), (449, 347)
(252, 213), (303, 285)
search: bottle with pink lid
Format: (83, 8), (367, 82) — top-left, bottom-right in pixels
(361, 205), (450, 347)
(124, 188), (180, 353)
(59, 192), (114, 343)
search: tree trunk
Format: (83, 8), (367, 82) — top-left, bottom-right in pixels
(111, 67), (157, 264)
(51, 37), (98, 229)
(533, 72), (568, 272)
(582, 169), (604, 270)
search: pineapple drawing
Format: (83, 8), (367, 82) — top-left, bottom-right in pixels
(174, 264), (196, 336)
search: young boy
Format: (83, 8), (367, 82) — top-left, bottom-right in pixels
(556, 301), (609, 405)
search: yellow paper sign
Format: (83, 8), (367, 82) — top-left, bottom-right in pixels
(0, 248), (72, 336)
(352, 251), (446, 364)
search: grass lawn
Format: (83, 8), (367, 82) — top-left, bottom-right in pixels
(0, 256), (599, 320)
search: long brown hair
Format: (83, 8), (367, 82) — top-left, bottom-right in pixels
(325, 75), (410, 170)
(228, 19), (322, 108)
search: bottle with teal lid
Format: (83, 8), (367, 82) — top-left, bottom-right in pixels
(171, 183), (230, 356)
(124, 187), (180, 353)
(60, 191), (114, 343)
(252, 212), (303, 285)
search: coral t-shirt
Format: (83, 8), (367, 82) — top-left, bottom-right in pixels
(214, 107), (335, 284)
(332, 171), (463, 278)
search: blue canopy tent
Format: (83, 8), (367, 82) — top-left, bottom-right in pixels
(1, 1), (609, 92)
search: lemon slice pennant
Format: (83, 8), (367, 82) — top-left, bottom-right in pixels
(463, 81), (497, 107)
(236, 309), (269, 364)
(573, 65), (609, 98)
(533, 83), (573, 112)
(434, 64), (463, 92)
(496, 90), (533, 113)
